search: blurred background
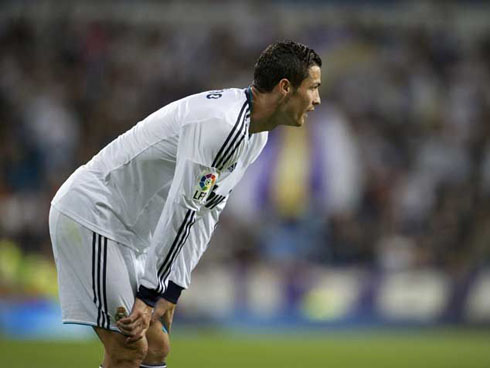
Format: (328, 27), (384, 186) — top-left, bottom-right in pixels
(1, 0), (490, 364)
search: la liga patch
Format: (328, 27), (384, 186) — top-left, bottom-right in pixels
(199, 173), (217, 191)
(193, 171), (218, 203)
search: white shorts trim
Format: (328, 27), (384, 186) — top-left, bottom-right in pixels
(63, 320), (121, 333)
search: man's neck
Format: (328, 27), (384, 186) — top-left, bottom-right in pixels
(248, 86), (281, 134)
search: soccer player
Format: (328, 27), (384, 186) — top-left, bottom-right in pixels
(49, 40), (321, 368)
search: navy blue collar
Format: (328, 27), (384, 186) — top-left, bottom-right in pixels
(245, 86), (254, 137)
(245, 86), (253, 111)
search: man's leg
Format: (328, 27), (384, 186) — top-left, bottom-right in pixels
(94, 320), (170, 368)
(50, 207), (149, 368)
(94, 327), (148, 368)
(142, 296), (176, 366)
(143, 319), (171, 366)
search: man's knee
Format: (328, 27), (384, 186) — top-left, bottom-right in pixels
(145, 330), (170, 364)
(98, 328), (148, 367)
(111, 338), (148, 366)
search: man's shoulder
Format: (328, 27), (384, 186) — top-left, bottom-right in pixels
(187, 88), (245, 102)
(182, 88), (248, 127)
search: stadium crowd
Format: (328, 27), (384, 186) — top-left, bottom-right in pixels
(1, 3), (489, 297)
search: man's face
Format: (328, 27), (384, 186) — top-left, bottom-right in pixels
(282, 65), (321, 127)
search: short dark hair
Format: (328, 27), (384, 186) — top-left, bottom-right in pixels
(253, 41), (322, 92)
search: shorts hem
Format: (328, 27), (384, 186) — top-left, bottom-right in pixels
(63, 319), (121, 333)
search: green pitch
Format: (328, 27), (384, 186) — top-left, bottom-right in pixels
(1, 329), (490, 368)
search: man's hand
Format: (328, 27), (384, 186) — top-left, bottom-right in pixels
(152, 298), (176, 333)
(116, 298), (153, 343)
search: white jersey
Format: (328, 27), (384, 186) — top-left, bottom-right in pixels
(52, 87), (267, 301)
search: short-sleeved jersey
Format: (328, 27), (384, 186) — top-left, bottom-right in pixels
(52, 88), (267, 298)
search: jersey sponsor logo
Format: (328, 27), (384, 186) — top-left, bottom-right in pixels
(205, 192), (226, 209)
(193, 171), (218, 203)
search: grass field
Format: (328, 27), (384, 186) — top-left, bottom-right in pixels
(2, 329), (490, 368)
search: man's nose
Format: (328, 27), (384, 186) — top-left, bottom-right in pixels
(313, 93), (321, 106)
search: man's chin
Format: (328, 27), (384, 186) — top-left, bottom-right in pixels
(296, 116), (306, 126)
(284, 117), (305, 127)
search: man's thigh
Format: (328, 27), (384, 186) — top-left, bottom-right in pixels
(50, 207), (140, 331)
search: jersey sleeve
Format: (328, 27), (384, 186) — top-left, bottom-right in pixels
(137, 108), (247, 306)
(165, 195), (227, 290)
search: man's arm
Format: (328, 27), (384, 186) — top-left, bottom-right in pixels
(120, 113), (242, 338)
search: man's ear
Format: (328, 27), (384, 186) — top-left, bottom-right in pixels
(277, 78), (291, 96)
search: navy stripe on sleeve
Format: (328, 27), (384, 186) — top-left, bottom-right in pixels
(159, 211), (196, 287)
(156, 210), (196, 294)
